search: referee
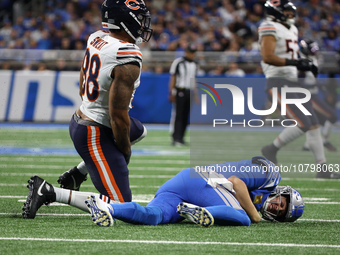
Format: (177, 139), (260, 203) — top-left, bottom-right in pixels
(169, 43), (199, 146)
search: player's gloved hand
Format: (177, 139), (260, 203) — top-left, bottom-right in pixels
(296, 58), (314, 71)
(311, 64), (318, 78)
(285, 58), (314, 71)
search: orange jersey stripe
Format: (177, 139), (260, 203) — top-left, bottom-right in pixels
(117, 51), (142, 57)
(87, 126), (114, 199)
(93, 126), (125, 202)
(258, 27), (276, 31)
(87, 126), (112, 197)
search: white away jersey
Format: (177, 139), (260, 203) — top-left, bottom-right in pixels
(80, 30), (142, 127)
(258, 19), (299, 80)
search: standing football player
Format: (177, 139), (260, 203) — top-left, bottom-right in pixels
(23, 0), (153, 219)
(299, 39), (338, 152)
(22, 156), (305, 226)
(259, 0), (339, 179)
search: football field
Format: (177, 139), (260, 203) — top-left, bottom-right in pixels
(0, 124), (339, 254)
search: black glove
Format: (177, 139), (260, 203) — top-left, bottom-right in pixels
(286, 58), (319, 77)
(296, 58), (314, 71)
(286, 58), (314, 71)
(311, 64), (318, 78)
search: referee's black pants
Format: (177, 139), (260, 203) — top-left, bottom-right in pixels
(172, 88), (191, 143)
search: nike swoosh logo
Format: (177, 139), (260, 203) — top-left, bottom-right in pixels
(37, 180), (46, 196)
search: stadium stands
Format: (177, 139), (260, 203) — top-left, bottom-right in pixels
(0, 0), (339, 73)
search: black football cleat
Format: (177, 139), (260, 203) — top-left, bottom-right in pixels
(316, 171), (340, 179)
(22, 176), (56, 219)
(57, 166), (87, 191)
(315, 163), (340, 179)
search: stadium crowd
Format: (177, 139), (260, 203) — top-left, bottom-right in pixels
(0, 0), (340, 72)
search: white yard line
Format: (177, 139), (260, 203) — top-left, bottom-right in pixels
(1, 212), (339, 223)
(0, 237), (338, 248)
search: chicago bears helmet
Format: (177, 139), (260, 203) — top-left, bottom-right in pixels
(102, 0), (153, 44)
(264, 0), (297, 26)
(260, 186), (305, 222)
(300, 39), (319, 56)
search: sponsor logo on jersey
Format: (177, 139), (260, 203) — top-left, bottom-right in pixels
(253, 195), (263, 204)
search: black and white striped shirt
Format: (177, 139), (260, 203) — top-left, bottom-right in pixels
(169, 57), (197, 89)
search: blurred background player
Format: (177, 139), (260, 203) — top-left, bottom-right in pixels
(169, 43), (199, 146)
(258, 0), (339, 179)
(299, 39), (338, 152)
(22, 156), (304, 226)
(23, 0), (153, 218)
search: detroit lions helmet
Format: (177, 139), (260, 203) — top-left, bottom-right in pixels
(264, 0), (297, 26)
(260, 186), (305, 222)
(300, 39), (319, 56)
(101, 0), (153, 44)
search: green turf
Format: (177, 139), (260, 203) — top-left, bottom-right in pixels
(0, 127), (339, 254)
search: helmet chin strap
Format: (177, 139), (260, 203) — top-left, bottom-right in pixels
(120, 22), (142, 45)
(135, 37), (143, 45)
(286, 18), (295, 25)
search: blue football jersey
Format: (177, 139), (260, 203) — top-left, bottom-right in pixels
(208, 157), (281, 210)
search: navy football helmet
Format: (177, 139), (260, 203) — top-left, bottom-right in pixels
(300, 39), (319, 56)
(264, 0), (297, 25)
(102, 0), (153, 44)
(261, 186), (305, 222)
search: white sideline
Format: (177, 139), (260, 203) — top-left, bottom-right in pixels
(0, 237), (339, 248)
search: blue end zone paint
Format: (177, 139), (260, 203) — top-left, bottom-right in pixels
(24, 82), (39, 121)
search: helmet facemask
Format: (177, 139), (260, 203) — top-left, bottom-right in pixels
(261, 193), (288, 222)
(101, 0), (153, 45)
(282, 4), (296, 26)
(265, 1), (297, 26)
(261, 186), (305, 222)
(120, 11), (152, 45)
